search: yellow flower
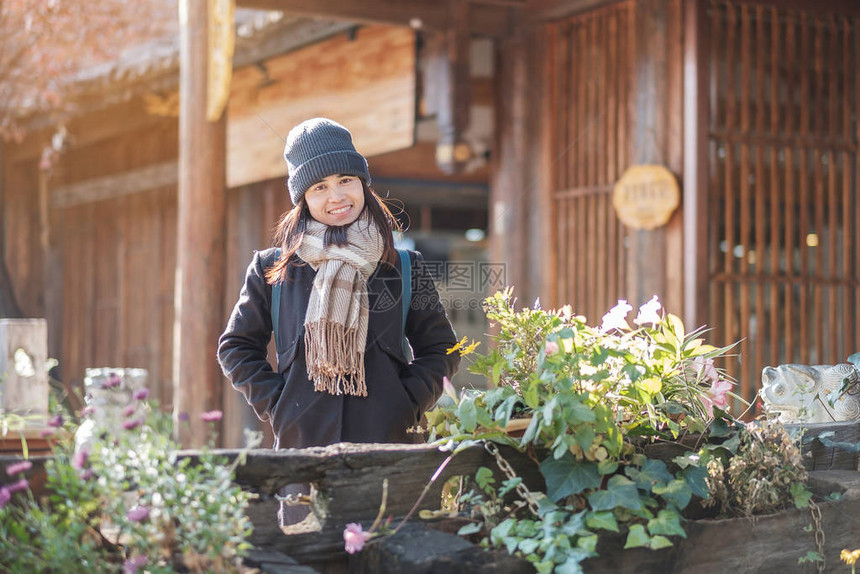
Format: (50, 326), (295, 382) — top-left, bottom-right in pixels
(447, 336), (467, 355)
(462, 340), (481, 355)
(841, 549), (860, 566)
(446, 336), (481, 356)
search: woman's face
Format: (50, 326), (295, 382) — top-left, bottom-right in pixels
(304, 174), (365, 226)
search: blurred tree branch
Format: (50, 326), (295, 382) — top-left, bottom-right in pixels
(0, 0), (176, 141)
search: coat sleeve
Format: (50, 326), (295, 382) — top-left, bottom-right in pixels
(218, 250), (283, 422)
(401, 251), (460, 418)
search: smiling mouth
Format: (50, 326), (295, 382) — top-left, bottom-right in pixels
(328, 205), (352, 215)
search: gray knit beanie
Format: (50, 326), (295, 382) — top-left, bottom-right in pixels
(283, 118), (371, 205)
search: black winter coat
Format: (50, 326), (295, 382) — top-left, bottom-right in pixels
(218, 248), (459, 449)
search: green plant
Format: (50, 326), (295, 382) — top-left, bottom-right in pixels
(422, 289), (785, 573)
(0, 388), (257, 573)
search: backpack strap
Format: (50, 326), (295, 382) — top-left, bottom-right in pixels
(397, 249), (412, 360)
(270, 249), (282, 354)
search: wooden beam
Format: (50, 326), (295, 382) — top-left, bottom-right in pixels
(373, 177), (488, 209)
(235, 0), (512, 37)
(176, 0), (228, 446)
(7, 98), (174, 163)
(52, 161), (177, 209)
(232, 20), (356, 70)
(683, 0), (709, 330)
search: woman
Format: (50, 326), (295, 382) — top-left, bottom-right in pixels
(218, 117), (459, 452)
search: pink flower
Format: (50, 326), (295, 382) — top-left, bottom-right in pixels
(709, 378), (733, 408)
(600, 300), (632, 332)
(442, 376), (457, 400)
(0, 487), (9, 509)
(122, 418), (143, 431)
(39, 429), (55, 439)
(545, 340), (560, 355)
(126, 506), (150, 522)
(47, 413), (64, 428)
(703, 378), (734, 418)
(133, 388), (149, 401)
(693, 356), (719, 383)
(7, 478), (28, 493)
(5, 461), (32, 476)
(123, 555), (147, 574)
(634, 295), (662, 326)
(343, 522), (371, 554)
(79, 469), (96, 481)
(72, 449), (89, 470)
(201, 410), (223, 422)
(103, 373), (122, 389)
(82, 405), (96, 417)
(122, 405), (137, 417)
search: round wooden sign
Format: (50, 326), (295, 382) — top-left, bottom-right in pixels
(612, 165), (680, 230)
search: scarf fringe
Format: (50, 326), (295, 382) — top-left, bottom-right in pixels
(304, 321), (367, 397)
(298, 213), (382, 398)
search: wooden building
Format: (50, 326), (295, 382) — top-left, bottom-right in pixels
(1, 0), (858, 444)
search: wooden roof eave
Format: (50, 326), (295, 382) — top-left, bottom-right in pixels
(13, 18), (358, 136)
(235, 0), (518, 37)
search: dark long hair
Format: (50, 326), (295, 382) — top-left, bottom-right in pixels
(265, 181), (403, 285)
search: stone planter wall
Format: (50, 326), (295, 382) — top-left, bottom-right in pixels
(3, 424), (860, 574)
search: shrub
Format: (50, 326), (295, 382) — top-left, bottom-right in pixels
(0, 389), (256, 573)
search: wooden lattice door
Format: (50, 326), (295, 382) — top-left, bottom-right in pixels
(707, 1), (860, 402)
(547, 2), (633, 324)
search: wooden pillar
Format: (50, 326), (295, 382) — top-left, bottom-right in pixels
(424, 0), (473, 174)
(625, 0), (684, 313)
(38, 169), (64, 384)
(176, 0), (228, 445)
(490, 13), (529, 303)
(683, 0), (710, 330)
(526, 25), (554, 306)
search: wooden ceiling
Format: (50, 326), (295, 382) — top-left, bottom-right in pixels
(233, 0), (620, 36)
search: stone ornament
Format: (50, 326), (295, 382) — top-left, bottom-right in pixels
(75, 368), (149, 450)
(760, 363), (860, 423)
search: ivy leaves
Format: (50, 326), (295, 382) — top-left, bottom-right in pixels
(540, 455), (600, 501)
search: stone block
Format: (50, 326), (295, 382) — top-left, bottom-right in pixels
(243, 548), (321, 573)
(350, 523), (533, 574)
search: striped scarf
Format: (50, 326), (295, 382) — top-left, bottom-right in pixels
(296, 212), (384, 396)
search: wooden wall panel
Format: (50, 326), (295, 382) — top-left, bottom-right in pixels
(3, 162), (42, 317)
(707, 1), (859, 404)
(58, 185), (178, 407)
(222, 180), (288, 447)
(227, 25), (416, 189)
